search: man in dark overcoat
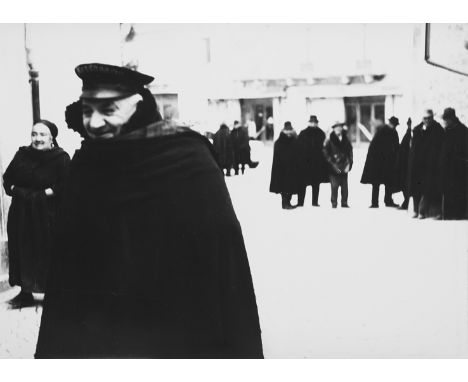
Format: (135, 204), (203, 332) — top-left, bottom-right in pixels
(360, 117), (400, 208)
(296, 115), (329, 207)
(439, 107), (468, 220)
(269, 121), (301, 209)
(212, 123), (235, 176)
(408, 109), (444, 219)
(323, 122), (353, 208)
(231, 120), (252, 175)
(395, 118), (413, 210)
(35, 63), (263, 359)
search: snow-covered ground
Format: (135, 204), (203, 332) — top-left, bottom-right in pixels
(229, 141), (468, 358)
(0, 142), (467, 358)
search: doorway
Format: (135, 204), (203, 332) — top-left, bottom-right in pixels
(240, 98), (274, 140)
(344, 96), (385, 143)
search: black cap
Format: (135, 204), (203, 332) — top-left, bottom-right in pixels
(389, 116), (399, 126)
(309, 115), (319, 123)
(442, 107), (457, 120)
(75, 63), (155, 99)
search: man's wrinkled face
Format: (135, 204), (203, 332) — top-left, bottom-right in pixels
(333, 125), (343, 135)
(82, 94), (142, 140)
(31, 123), (53, 151)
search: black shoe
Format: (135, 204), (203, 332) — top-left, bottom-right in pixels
(398, 204), (408, 210)
(312, 203), (320, 207)
(369, 204), (379, 208)
(385, 201), (399, 208)
(282, 204), (296, 210)
(341, 204), (350, 208)
(7, 291), (35, 309)
(331, 204), (337, 209)
(296, 203), (304, 208)
(248, 161), (259, 169)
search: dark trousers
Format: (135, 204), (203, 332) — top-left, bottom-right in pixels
(297, 183), (320, 206)
(401, 190), (410, 209)
(330, 174), (348, 207)
(371, 184), (394, 206)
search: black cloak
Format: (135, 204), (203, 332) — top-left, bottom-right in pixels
(231, 126), (251, 166)
(2, 146), (70, 293)
(395, 127), (411, 194)
(408, 120), (444, 197)
(297, 126), (329, 185)
(360, 125), (399, 186)
(439, 119), (468, 219)
(212, 125), (234, 169)
(35, 124), (263, 358)
(269, 131), (301, 194)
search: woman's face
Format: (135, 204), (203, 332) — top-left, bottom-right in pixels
(31, 123), (53, 151)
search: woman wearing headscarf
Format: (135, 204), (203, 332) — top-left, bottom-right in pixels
(2, 120), (70, 308)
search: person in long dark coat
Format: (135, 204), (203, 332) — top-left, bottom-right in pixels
(2, 120), (70, 309)
(269, 121), (301, 209)
(395, 118), (413, 210)
(35, 63), (263, 359)
(323, 122), (353, 208)
(231, 120), (252, 175)
(439, 108), (468, 220)
(212, 123), (235, 176)
(408, 109), (445, 219)
(360, 117), (400, 208)
(297, 115), (329, 207)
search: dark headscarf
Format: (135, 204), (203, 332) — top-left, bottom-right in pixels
(37, 119), (59, 147)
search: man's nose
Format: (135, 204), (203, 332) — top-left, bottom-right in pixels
(88, 112), (106, 129)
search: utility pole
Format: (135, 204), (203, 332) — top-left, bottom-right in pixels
(24, 24), (40, 124)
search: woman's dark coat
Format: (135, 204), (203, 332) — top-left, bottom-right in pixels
(212, 125), (234, 169)
(408, 120), (444, 197)
(2, 146), (70, 293)
(297, 126), (329, 185)
(35, 122), (263, 359)
(269, 131), (301, 194)
(360, 125), (399, 186)
(439, 119), (468, 219)
(231, 126), (251, 165)
(322, 131), (354, 175)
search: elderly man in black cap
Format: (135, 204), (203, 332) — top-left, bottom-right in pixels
(323, 122), (353, 208)
(439, 107), (468, 220)
(360, 117), (400, 208)
(297, 115), (329, 207)
(35, 63), (263, 359)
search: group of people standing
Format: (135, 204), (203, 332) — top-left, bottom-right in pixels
(270, 115), (353, 209)
(362, 108), (468, 220)
(270, 109), (468, 220)
(212, 121), (259, 176)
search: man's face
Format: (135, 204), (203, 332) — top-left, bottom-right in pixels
(333, 125), (343, 135)
(310, 121), (318, 128)
(422, 113), (433, 127)
(443, 118), (453, 129)
(81, 94), (142, 140)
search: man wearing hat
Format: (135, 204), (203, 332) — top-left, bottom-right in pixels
(408, 109), (444, 219)
(35, 63), (263, 358)
(296, 115), (329, 207)
(322, 122), (353, 208)
(439, 107), (468, 220)
(360, 117), (400, 208)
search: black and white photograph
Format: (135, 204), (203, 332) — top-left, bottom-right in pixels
(1, 5), (468, 373)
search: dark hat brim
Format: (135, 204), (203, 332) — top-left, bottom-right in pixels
(75, 63), (154, 98)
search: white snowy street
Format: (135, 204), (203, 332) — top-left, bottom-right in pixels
(228, 142), (468, 358)
(0, 142), (467, 358)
